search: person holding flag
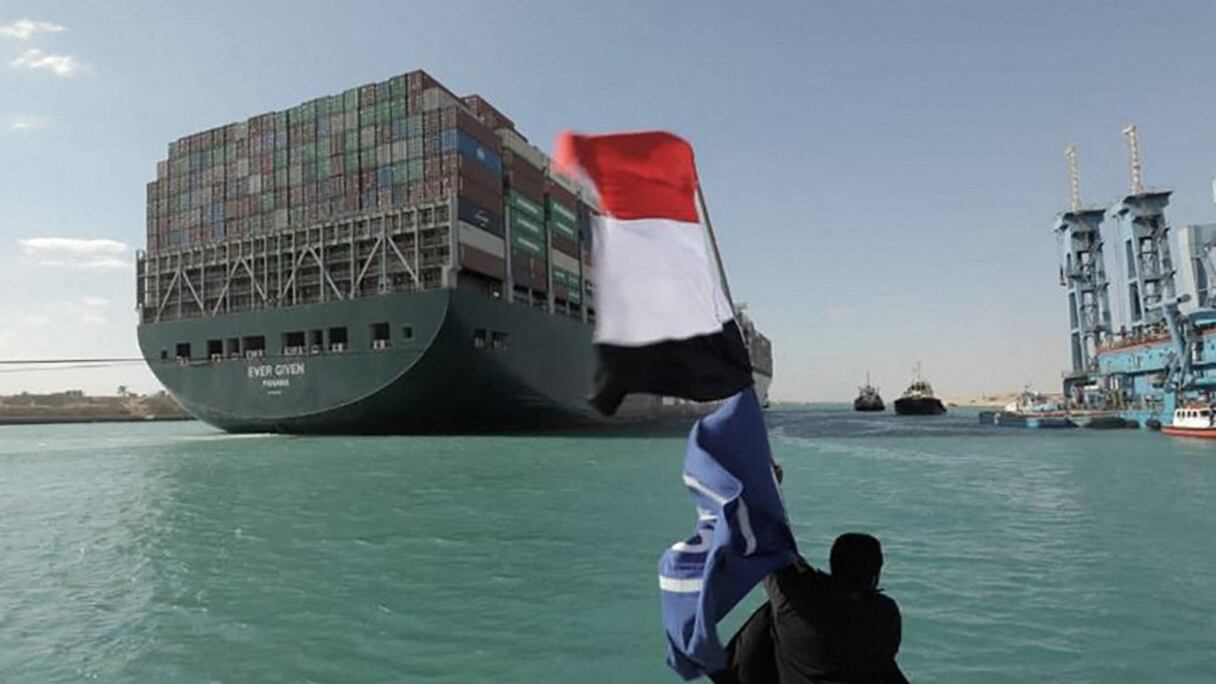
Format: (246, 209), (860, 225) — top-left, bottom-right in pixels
(557, 130), (908, 683)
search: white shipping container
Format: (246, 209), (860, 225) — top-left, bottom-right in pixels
(551, 249), (580, 275)
(459, 221), (506, 258)
(498, 129), (548, 169)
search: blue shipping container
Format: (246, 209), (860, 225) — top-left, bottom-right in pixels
(440, 129), (503, 177)
(458, 198), (504, 237)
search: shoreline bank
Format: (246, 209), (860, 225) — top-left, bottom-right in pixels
(0, 415), (195, 427)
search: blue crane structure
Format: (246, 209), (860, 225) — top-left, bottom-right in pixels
(1054, 127), (1216, 427)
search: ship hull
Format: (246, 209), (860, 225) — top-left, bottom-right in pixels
(1162, 426), (1216, 439)
(853, 398), (884, 412)
(893, 397), (946, 415)
(138, 289), (720, 434)
(754, 369), (773, 408)
(138, 289), (767, 434)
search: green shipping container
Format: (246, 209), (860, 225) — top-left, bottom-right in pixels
(548, 199), (576, 224)
(509, 189), (544, 221)
(553, 267), (583, 303)
(512, 232), (546, 256)
(549, 218), (578, 241)
(510, 212), (545, 238)
(547, 198), (579, 240)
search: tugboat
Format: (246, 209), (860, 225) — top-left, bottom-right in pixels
(853, 373), (885, 412)
(893, 364), (947, 416)
(1162, 406), (1216, 439)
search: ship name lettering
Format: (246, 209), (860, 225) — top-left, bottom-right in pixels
(274, 362), (306, 377)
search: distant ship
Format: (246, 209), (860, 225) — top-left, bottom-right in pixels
(853, 373), (884, 412)
(893, 365), (946, 416)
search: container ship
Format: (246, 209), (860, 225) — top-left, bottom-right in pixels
(135, 70), (773, 434)
(1052, 129), (1216, 428)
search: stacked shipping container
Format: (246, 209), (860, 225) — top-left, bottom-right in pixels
(546, 174), (583, 308)
(144, 69), (592, 316)
(499, 128), (549, 298)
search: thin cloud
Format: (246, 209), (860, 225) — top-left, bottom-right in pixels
(3, 115), (49, 132)
(19, 237), (130, 269)
(10, 48), (80, 76)
(36, 257), (130, 270)
(0, 19), (66, 40)
(81, 296), (111, 307)
(20, 237), (126, 255)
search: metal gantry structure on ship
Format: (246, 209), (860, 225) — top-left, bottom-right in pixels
(1055, 124), (1216, 421)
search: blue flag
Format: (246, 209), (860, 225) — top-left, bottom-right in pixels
(659, 387), (797, 679)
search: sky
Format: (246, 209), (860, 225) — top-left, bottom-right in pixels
(3, 0), (1216, 401)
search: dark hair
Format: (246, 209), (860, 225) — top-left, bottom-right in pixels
(830, 532), (883, 592)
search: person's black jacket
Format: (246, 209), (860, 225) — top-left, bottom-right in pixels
(710, 558), (906, 684)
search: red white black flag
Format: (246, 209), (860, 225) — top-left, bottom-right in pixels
(554, 130), (753, 415)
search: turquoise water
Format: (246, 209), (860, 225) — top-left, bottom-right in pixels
(1, 407), (1214, 683)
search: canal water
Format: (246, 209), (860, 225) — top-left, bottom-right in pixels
(1, 407), (1213, 682)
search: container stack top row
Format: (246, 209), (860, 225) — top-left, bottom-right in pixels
(144, 69), (598, 261)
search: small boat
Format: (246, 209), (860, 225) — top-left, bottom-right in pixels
(893, 364), (946, 416)
(1003, 385), (1063, 414)
(987, 385), (1074, 428)
(1162, 406), (1216, 438)
(853, 373), (885, 412)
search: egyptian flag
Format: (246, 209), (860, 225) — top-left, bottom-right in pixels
(554, 131), (753, 415)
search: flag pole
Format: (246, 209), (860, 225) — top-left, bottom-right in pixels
(696, 183), (738, 314)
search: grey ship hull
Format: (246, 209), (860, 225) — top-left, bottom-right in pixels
(138, 289), (738, 434)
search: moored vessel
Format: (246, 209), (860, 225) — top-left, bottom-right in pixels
(893, 365), (946, 416)
(1162, 407), (1216, 439)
